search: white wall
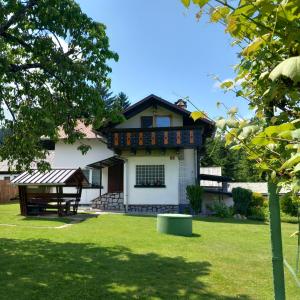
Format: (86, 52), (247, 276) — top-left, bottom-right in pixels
(116, 105), (183, 129)
(53, 139), (114, 204)
(126, 155), (179, 205)
(178, 149), (196, 204)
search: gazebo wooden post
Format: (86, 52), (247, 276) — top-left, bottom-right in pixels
(18, 186), (28, 216)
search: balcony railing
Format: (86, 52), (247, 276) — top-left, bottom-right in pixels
(106, 126), (203, 149)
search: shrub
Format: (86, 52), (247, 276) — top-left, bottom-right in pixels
(250, 192), (268, 208)
(211, 201), (233, 218)
(186, 185), (203, 214)
(232, 187), (252, 216)
(247, 206), (268, 221)
(280, 194), (299, 217)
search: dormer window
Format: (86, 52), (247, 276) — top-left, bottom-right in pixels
(155, 116), (171, 127)
(141, 115), (171, 128)
(141, 116), (153, 128)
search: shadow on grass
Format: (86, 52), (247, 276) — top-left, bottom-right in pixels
(0, 238), (250, 300)
(22, 213), (97, 224)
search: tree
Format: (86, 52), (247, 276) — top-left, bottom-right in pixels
(201, 137), (261, 182)
(183, 1), (300, 299)
(0, 0), (119, 170)
(115, 92), (131, 110)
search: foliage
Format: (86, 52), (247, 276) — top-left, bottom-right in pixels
(232, 187), (252, 216)
(250, 192), (268, 209)
(182, 0), (300, 194)
(247, 206), (268, 221)
(280, 193), (299, 217)
(210, 201), (233, 218)
(201, 136), (262, 182)
(280, 212), (299, 224)
(186, 185), (203, 214)
(115, 92), (131, 110)
(0, 0), (119, 171)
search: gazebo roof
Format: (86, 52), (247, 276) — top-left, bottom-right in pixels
(12, 168), (88, 186)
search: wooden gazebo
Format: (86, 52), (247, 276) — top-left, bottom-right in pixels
(12, 168), (88, 216)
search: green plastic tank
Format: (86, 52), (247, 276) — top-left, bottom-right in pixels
(157, 214), (192, 236)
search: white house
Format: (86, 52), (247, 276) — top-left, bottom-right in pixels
(2, 95), (214, 211)
(89, 94), (215, 213)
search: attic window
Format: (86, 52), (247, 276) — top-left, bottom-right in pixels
(141, 116), (153, 128)
(155, 116), (170, 127)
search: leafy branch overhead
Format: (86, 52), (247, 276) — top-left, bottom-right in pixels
(183, 0), (300, 193)
(0, 0), (119, 170)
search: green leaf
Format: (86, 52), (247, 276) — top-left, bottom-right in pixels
(291, 128), (300, 139)
(269, 56), (300, 83)
(239, 125), (259, 139)
(265, 123), (295, 137)
(181, 0), (190, 8)
(291, 163), (300, 173)
(230, 145), (242, 150)
(193, 0), (209, 7)
(220, 80), (234, 89)
(281, 153), (300, 170)
(216, 119), (226, 130)
(210, 6), (230, 22)
(190, 111), (207, 121)
(242, 36), (265, 56)
(228, 106), (238, 115)
(251, 132), (270, 146)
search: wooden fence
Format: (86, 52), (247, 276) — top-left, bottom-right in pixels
(0, 180), (18, 202)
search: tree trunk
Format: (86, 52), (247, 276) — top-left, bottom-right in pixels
(268, 181), (285, 300)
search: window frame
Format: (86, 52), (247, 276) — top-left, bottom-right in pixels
(141, 116), (153, 128)
(135, 164), (166, 188)
(82, 168), (103, 189)
(154, 115), (171, 127)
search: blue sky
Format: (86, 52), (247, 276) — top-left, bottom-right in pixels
(77, 0), (249, 119)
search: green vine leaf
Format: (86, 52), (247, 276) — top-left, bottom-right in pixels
(181, 0), (190, 8)
(210, 6), (230, 23)
(269, 56), (300, 83)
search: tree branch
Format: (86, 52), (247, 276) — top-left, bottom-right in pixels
(0, 0), (37, 35)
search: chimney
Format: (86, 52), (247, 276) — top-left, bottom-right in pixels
(174, 99), (187, 109)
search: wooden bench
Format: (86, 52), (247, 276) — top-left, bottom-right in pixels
(26, 193), (80, 216)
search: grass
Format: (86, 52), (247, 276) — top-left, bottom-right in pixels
(0, 203), (299, 299)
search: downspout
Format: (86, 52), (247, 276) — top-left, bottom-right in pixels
(195, 147), (200, 185)
(99, 167), (102, 198)
(124, 159), (128, 212)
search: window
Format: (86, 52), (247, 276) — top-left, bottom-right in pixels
(135, 165), (165, 187)
(91, 169), (101, 187)
(141, 116), (153, 128)
(82, 168), (101, 188)
(155, 116), (171, 127)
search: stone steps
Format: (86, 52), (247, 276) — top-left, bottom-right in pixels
(92, 192), (124, 211)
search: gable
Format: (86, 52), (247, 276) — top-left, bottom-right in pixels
(116, 105), (183, 129)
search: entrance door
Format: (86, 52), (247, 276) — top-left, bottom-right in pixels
(108, 163), (123, 193)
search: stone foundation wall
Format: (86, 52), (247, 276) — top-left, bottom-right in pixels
(92, 192), (124, 211)
(127, 205), (179, 214)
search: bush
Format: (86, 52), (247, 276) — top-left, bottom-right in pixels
(247, 206), (268, 221)
(280, 194), (299, 217)
(211, 201), (233, 218)
(232, 187), (252, 216)
(250, 192), (268, 208)
(186, 185), (203, 214)
(280, 212), (299, 224)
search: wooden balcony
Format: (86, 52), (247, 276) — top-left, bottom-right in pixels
(106, 126), (203, 150)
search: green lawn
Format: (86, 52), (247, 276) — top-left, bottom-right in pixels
(0, 203), (299, 299)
